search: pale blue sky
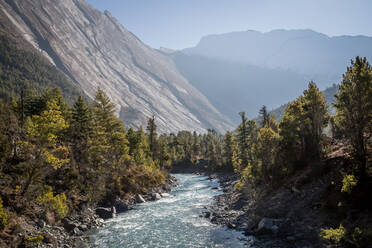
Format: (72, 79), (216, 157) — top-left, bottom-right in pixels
(86, 0), (372, 49)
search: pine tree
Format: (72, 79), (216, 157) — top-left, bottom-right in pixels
(70, 96), (92, 166)
(222, 131), (236, 172)
(146, 115), (158, 160)
(302, 81), (328, 159)
(236, 112), (258, 172)
(259, 105), (269, 128)
(279, 81), (328, 172)
(334, 57), (372, 180)
(21, 100), (69, 195)
(256, 127), (280, 184)
(92, 88), (122, 133)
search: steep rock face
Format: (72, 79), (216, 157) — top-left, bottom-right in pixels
(0, 0), (232, 133)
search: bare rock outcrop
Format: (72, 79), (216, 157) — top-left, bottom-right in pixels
(0, 0), (233, 133)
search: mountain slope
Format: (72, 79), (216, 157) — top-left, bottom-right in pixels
(171, 52), (310, 123)
(170, 30), (371, 124)
(0, 34), (85, 103)
(0, 0), (233, 133)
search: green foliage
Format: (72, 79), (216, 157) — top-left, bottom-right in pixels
(279, 82), (328, 172)
(25, 235), (44, 244)
(0, 35), (83, 104)
(0, 99), (20, 163)
(36, 188), (69, 220)
(341, 174), (358, 194)
(320, 224), (346, 243)
(0, 196), (8, 231)
(123, 164), (166, 193)
(92, 88), (123, 133)
(146, 115), (159, 160)
(234, 165), (253, 191)
(222, 132), (237, 171)
(256, 127), (280, 184)
(235, 112), (258, 173)
(25, 99), (69, 144)
(351, 227), (372, 246)
(334, 56), (372, 180)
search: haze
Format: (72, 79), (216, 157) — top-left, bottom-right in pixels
(86, 0), (372, 49)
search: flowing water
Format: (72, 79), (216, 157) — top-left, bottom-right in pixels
(90, 174), (251, 247)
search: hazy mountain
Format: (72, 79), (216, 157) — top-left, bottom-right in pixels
(171, 52), (309, 123)
(183, 29), (372, 80)
(0, 0), (233, 133)
(169, 29), (372, 124)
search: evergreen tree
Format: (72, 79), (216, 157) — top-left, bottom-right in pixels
(236, 112), (258, 172)
(279, 81), (328, 172)
(256, 127), (280, 184)
(334, 57), (372, 180)
(92, 88), (122, 133)
(21, 100), (69, 195)
(70, 96), (92, 165)
(146, 115), (158, 160)
(302, 81), (329, 159)
(259, 105), (269, 128)
(222, 131), (236, 172)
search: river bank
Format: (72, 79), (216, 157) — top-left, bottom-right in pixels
(203, 163), (343, 248)
(2, 176), (177, 248)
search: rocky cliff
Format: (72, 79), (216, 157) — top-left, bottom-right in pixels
(0, 0), (233, 133)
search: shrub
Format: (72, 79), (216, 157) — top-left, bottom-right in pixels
(25, 235), (44, 244)
(234, 165), (253, 191)
(351, 227), (372, 246)
(123, 164), (166, 193)
(36, 188), (69, 220)
(320, 224), (346, 243)
(0, 196), (8, 230)
(341, 174), (357, 194)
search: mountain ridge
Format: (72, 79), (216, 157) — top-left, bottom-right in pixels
(0, 0), (233, 133)
(169, 29), (371, 124)
(183, 29), (372, 80)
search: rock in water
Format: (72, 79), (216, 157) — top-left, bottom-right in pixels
(111, 206), (116, 218)
(135, 194), (146, 203)
(95, 207), (114, 219)
(151, 193), (161, 201)
(114, 199), (130, 213)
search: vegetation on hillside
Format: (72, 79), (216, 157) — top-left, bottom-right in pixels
(0, 35), (84, 103)
(0, 33), (370, 248)
(0, 88), (168, 244)
(167, 57), (372, 247)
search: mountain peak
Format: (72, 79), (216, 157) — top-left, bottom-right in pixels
(0, 0), (233, 133)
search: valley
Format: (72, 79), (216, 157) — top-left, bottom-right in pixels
(0, 1), (371, 248)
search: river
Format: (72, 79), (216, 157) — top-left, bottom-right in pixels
(89, 174), (252, 247)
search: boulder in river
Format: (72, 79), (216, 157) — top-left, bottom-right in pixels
(114, 199), (130, 213)
(204, 211), (211, 218)
(112, 206), (117, 218)
(95, 207), (114, 219)
(152, 193), (162, 201)
(136, 194), (146, 203)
